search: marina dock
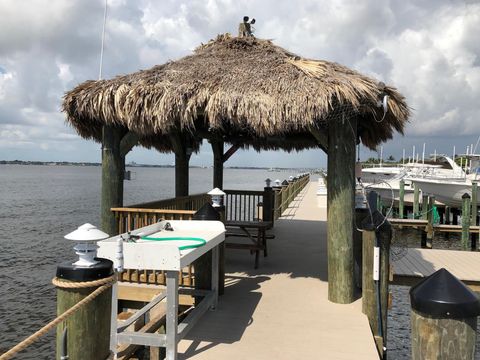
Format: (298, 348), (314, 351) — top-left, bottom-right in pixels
(177, 181), (378, 359)
(392, 247), (480, 290)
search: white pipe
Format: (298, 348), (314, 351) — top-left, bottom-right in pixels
(402, 149), (405, 166)
(412, 146), (416, 163)
(373, 246), (380, 281)
(434, 149), (437, 162)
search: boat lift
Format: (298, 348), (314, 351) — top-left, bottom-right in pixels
(97, 220), (225, 360)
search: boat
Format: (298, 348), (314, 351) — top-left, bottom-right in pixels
(409, 155), (480, 207)
(361, 155), (467, 203)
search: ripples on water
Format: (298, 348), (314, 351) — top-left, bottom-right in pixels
(0, 165), (291, 358)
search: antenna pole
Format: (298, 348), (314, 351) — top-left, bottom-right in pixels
(99, 0), (108, 80)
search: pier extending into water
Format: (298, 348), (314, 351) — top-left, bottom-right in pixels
(176, 181), (378, 359)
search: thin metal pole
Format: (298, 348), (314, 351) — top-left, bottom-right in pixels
(99, 0), (108, 80)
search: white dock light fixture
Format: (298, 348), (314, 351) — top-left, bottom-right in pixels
(64, 223), (110, 267)
(289, 176), (294, 182)
(208, 187), (226, 208)
(265, 178), (272, 187)
(274, 179), (281, 186)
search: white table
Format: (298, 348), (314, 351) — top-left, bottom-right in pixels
(98, 220), (225, 360)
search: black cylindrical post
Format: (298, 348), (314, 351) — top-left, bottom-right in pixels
(410, 268), (480, 359)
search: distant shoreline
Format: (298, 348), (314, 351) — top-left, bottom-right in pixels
(0, 160), (310, 171)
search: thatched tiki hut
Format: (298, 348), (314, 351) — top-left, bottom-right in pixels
(63, 34), (409, 304)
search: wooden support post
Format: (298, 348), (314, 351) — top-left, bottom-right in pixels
(426, 195), (435, 249)
(410, 269), (480, 360)
(413, 183), (420, 218)
(102, 125), (124, 235)
(452, 208), (459, 225)
(211, 140), (224, 189)
(362, 230), (375, 316)
(56, 260), (113, 360)
(471, 182), (478, 251)
(462, 193), (471, 251)
(445, 206), (451, 225)
(170, 133), (190, 197)
(399, 179), (405, 219)
(263, 186), (274, 224)
(421, 194), (429, 220)
(327, 115), (356, 304)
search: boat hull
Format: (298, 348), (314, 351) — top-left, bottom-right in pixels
(412, 179), (475, 208)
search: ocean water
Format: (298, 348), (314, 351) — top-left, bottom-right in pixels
(0, 165), (292, 359)
(1, 165), (478, 359)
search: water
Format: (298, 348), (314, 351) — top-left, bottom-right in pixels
(1, 165), (479, 358)
(0, 165), (288, 359)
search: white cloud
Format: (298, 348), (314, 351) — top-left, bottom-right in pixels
(0, 0), (479, 165)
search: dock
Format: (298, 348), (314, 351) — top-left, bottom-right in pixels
(177, 181), (378, 359)
(392, 247), (480, 290)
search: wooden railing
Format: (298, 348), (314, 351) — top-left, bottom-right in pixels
(224, 189), (266, 222)
(273, 174), (311, 219)
(111, 207), (197, 233)
(129, 193), (210, 211)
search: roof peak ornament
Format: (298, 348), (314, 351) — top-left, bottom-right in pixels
(238, 16), (256, 37)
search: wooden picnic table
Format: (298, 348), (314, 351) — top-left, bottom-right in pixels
(225, 220), (273, 269)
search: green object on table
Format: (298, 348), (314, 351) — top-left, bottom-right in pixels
(140, 236), (207, 250)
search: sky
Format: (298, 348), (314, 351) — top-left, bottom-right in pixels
(0, 0), (479, 168)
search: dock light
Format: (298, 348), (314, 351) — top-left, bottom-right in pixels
(289, 176), (294, 181)
(265, 178), (272, 187)
(64, 223), (109, 267)
(275, 179), (281, 186)
(208, 187), (226, 208)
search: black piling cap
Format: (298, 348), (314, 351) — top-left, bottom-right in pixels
(193, 202), (220, 221)
(281, 180), (289, 186)
(410, 268), (480, 318)
(56, 258), (113, 282)
(462, 192), (471, 199)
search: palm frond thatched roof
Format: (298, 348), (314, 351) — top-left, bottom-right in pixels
(63, 34), (410, 151)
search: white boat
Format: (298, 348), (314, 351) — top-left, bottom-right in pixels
(362, 155), (466, 203)
(410, 156), (480, 207)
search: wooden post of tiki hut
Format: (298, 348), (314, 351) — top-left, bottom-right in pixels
(327, 114), (357, 304)
(101, 127), (138, 235)
(210, 139), (224, 189)
(170, 132), (191, 197)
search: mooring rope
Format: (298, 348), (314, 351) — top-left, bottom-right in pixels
(0, 275), (116, 360)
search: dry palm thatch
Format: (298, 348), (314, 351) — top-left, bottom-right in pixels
(63, 34), (410, 151)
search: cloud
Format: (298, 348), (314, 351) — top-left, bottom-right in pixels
(0, 0), (479, 165)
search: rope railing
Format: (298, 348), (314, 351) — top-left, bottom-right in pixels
(0, 275), (116, 360)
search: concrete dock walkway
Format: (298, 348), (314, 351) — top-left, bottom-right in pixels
(178, 181), (378, 359)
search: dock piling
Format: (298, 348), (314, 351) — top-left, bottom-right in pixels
(426, 196), (435, 249)
(410, 268), (480, 359)
(413, 183), (420, 218)
(399, 179), (405, 219)
(471, 182), (478, 251)
(462, 193), (471, 250)
(56, 259), (113, 360)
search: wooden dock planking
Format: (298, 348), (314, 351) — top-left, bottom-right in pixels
(392, 247), (480, 290)
(177, 181), (378, 360)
